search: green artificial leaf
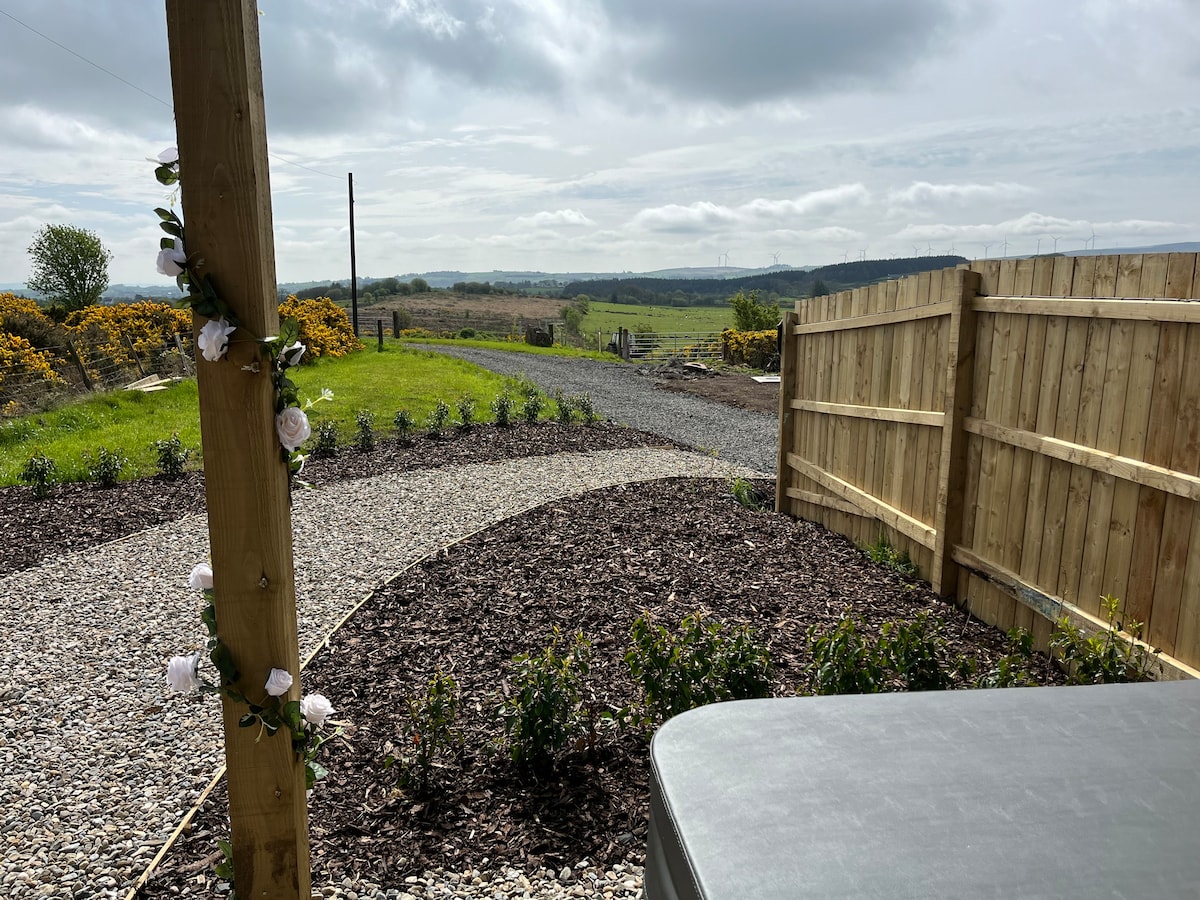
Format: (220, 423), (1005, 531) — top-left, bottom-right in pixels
(280, 317), (299, 344)
(281, 700), (302, 730)
(159, 221), (183, 239)
(263, 721), (279, 737)
(238, 713), (257, 728)
(161, 237), (176, 250)
(154, 207), (180, 223)
(155, 165), (179, 185)
(210, 642), (239, 684)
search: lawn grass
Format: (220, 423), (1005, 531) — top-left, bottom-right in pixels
(581, 300), (734, 336)
(0, 345), (534, 486)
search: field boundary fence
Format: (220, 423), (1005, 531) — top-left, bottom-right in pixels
(627, 331), (724, 361)
(775, 252), (1200, 679)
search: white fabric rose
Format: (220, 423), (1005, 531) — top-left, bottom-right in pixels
(197, 317), (236, 363)
(300, 693), (334, 728)
(166, 654), (201, 692)
(156, 238), (186, 277)
(265, 668), (293, 697)
(275, 407), (311, 452)
(281, 341), (306, 368)
(157, 146), (179, 164)
(188, 563), (213, 591)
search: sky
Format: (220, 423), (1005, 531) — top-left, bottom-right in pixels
(1, 0), (1198, 287)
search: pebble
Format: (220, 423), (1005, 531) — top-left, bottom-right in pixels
(0, 448), (760, 898)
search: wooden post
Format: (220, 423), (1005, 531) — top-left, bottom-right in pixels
(775, 310), (799, 514)
(931, 269), (981, 595)
(173, 333), (194, 374)
(392, 309), (400, 338)
(64, 337), (93, 392)
(124, 334), (147, 377)
(164, 2), (310, 897)
(377, 319), (384, 352)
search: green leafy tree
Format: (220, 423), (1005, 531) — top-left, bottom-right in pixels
(728, 289), (779, 331)
(409, 277), (429, 293)
(26, 224), (112, 312)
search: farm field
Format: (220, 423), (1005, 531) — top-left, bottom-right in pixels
(581, 299), (734, 336)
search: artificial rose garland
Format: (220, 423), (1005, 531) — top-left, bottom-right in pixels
(166, 653), (202, 692)
(188, 562), (214, 591)
(197, 317), (237, 363)
(265, 668), (294, 697)
(300, 694), (334, 728)
(275, 407), (311, 453)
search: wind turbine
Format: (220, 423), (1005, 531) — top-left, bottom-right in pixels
(1089, 227), (1098, 251)
(859, 247), (868, 262)
(723, 250), (732, 268)
(913, 245), (921, 258)
(1036, 237), (1042, 255)
(1051, 235), (1061, 254)
(982, 242), (992, 259)
(771, 251), (781, 266)
(1001, 235), (1009, 257)
(926, 243), (934, 257)
(842, 250), (849, 264)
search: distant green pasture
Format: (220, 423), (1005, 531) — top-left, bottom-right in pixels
(580, 301), (734, 337)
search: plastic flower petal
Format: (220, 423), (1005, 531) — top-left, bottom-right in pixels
(197, 317), (236, 363)
(166, 654), (201, 692)
(156, 238), (187, 277)
(300, 693), (334, 728)
(265, 668), (293, 697)
(188, 563), (213, 591)
(157, 146), (179, 164)
(275, 407), (311, 452)
(281, 341), (306, 368)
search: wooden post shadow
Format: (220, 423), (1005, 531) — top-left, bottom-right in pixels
(165, 1), (309, 896)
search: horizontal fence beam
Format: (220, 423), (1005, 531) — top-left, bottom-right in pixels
(965, 417), (1200, 501)
(973, 296), (1200, 322)
(791, 299), (954, 335)
(951, 545), (1200, 682)
(791, 398), (945, 428)
(785, 486), (863, 518)
(786, 452), (937, 549)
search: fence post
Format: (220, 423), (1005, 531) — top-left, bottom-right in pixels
(377, 319), (384, 352)
(173, 333), (194, 374)
(165, 1), (309, 896)
(931, 269), (981, 596)
(392, 309), (400, 338)
(64, 338), (94, 392)
(775, 309), (799, 514)
(124, 334), (147, 377)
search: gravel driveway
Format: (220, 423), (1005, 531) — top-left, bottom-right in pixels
(408, 345), (779, 474)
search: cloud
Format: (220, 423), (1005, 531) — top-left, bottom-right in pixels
(513, 209), (595, 228)
(888, 181), (1036, 206)
(895, 212), (1187, 243)
(630, 185), (870, 233)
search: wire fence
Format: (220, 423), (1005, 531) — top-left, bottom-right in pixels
(0, 330), (195, 415)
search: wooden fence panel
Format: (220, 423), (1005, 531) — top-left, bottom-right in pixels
(778, 252), (1200, 678)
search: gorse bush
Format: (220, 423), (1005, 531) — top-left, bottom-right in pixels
(153, 433), (190, 478)
(426, 400), (451, 437)
(386, 671), (460, 794)
(497, 629), (590, 770)
(721, 328), (778, 370)
(392, 409), (416, 445)
(353, 410), (376, 452)
(490, 391), (515, 427)
(311, 420), (339, 458)
(86, 446), (128, 487)
(20, 451), (58, 499)
(1050, 594), (1162, 684)
(277, 295), (359, 359)
(625, 613), (771, 726)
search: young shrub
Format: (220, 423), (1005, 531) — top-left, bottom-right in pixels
(86, 446), (128, 487)
(497, 629), (590, 770)
(311, 420), (339, 458)
(520, 391), (544, 424)
(490, 391), (516, 427)
(806, 615), (885, 695)
(385, 672), (461, 794)
(552, 389), (574, 425)
(393, 409), (416, 446)
(572, 393), (599, 425)
(426, 400), (451, 437)
(730, 476), (767, 511)
(456, 393), (477, 431)
(19, 452), (58, 499)
(876, 611), (956, 692)
(1049, 594), (1163, 684)
(153, 433), (191, 478)
(974, 627), (1041, 689)
(625, 613), (771, 726)
(862, 536), (920, 580)
(353, 409), (376, 452)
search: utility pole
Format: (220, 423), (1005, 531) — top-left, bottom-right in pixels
(348, 172), (358, 336)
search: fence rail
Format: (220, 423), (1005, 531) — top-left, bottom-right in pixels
(628, 331), (723, 361)
(776, 252), (1200, 679)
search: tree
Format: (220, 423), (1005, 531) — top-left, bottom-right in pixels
(26, 224), (112, 312)
(728, 289), (780, 331)
(410, 277), (429, 293)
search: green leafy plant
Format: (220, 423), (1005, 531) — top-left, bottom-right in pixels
(974, 627), (1041, 688)
(456, 393), (477, 430)
(497, 629), (590, 770)
(572, 393), (599, 425)
(520, 391), (544, 424)
(553, 389), (574, 425)
(730, 476), (766, 511)
(311, 420), (339, 458)
(153, 433), (191, 478)
(490, 391), (516, 427)
(862, 536), (920, 579)
(727, 289), (779, 332)
(213, 837), (235, 898)
(86, 446), (128, 487)
(353, 409), (376, 452)
(386, 672), (461, 794)
(426, 400), (451, 437)
(625, 613), (771, 726)
(19, 451), (58, 499)
(877, 611), (956, 692)
(392, 409), (416, 446)
(806, 614), (885, 695)
(1050, 594), (1162, 684)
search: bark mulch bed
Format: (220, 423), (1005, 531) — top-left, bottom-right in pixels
(654, 367), (779, 414)
(136, 474), (1060, 896)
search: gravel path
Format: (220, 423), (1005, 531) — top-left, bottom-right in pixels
(0, 448), (763, 900)
(407, 345), (779, 474)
